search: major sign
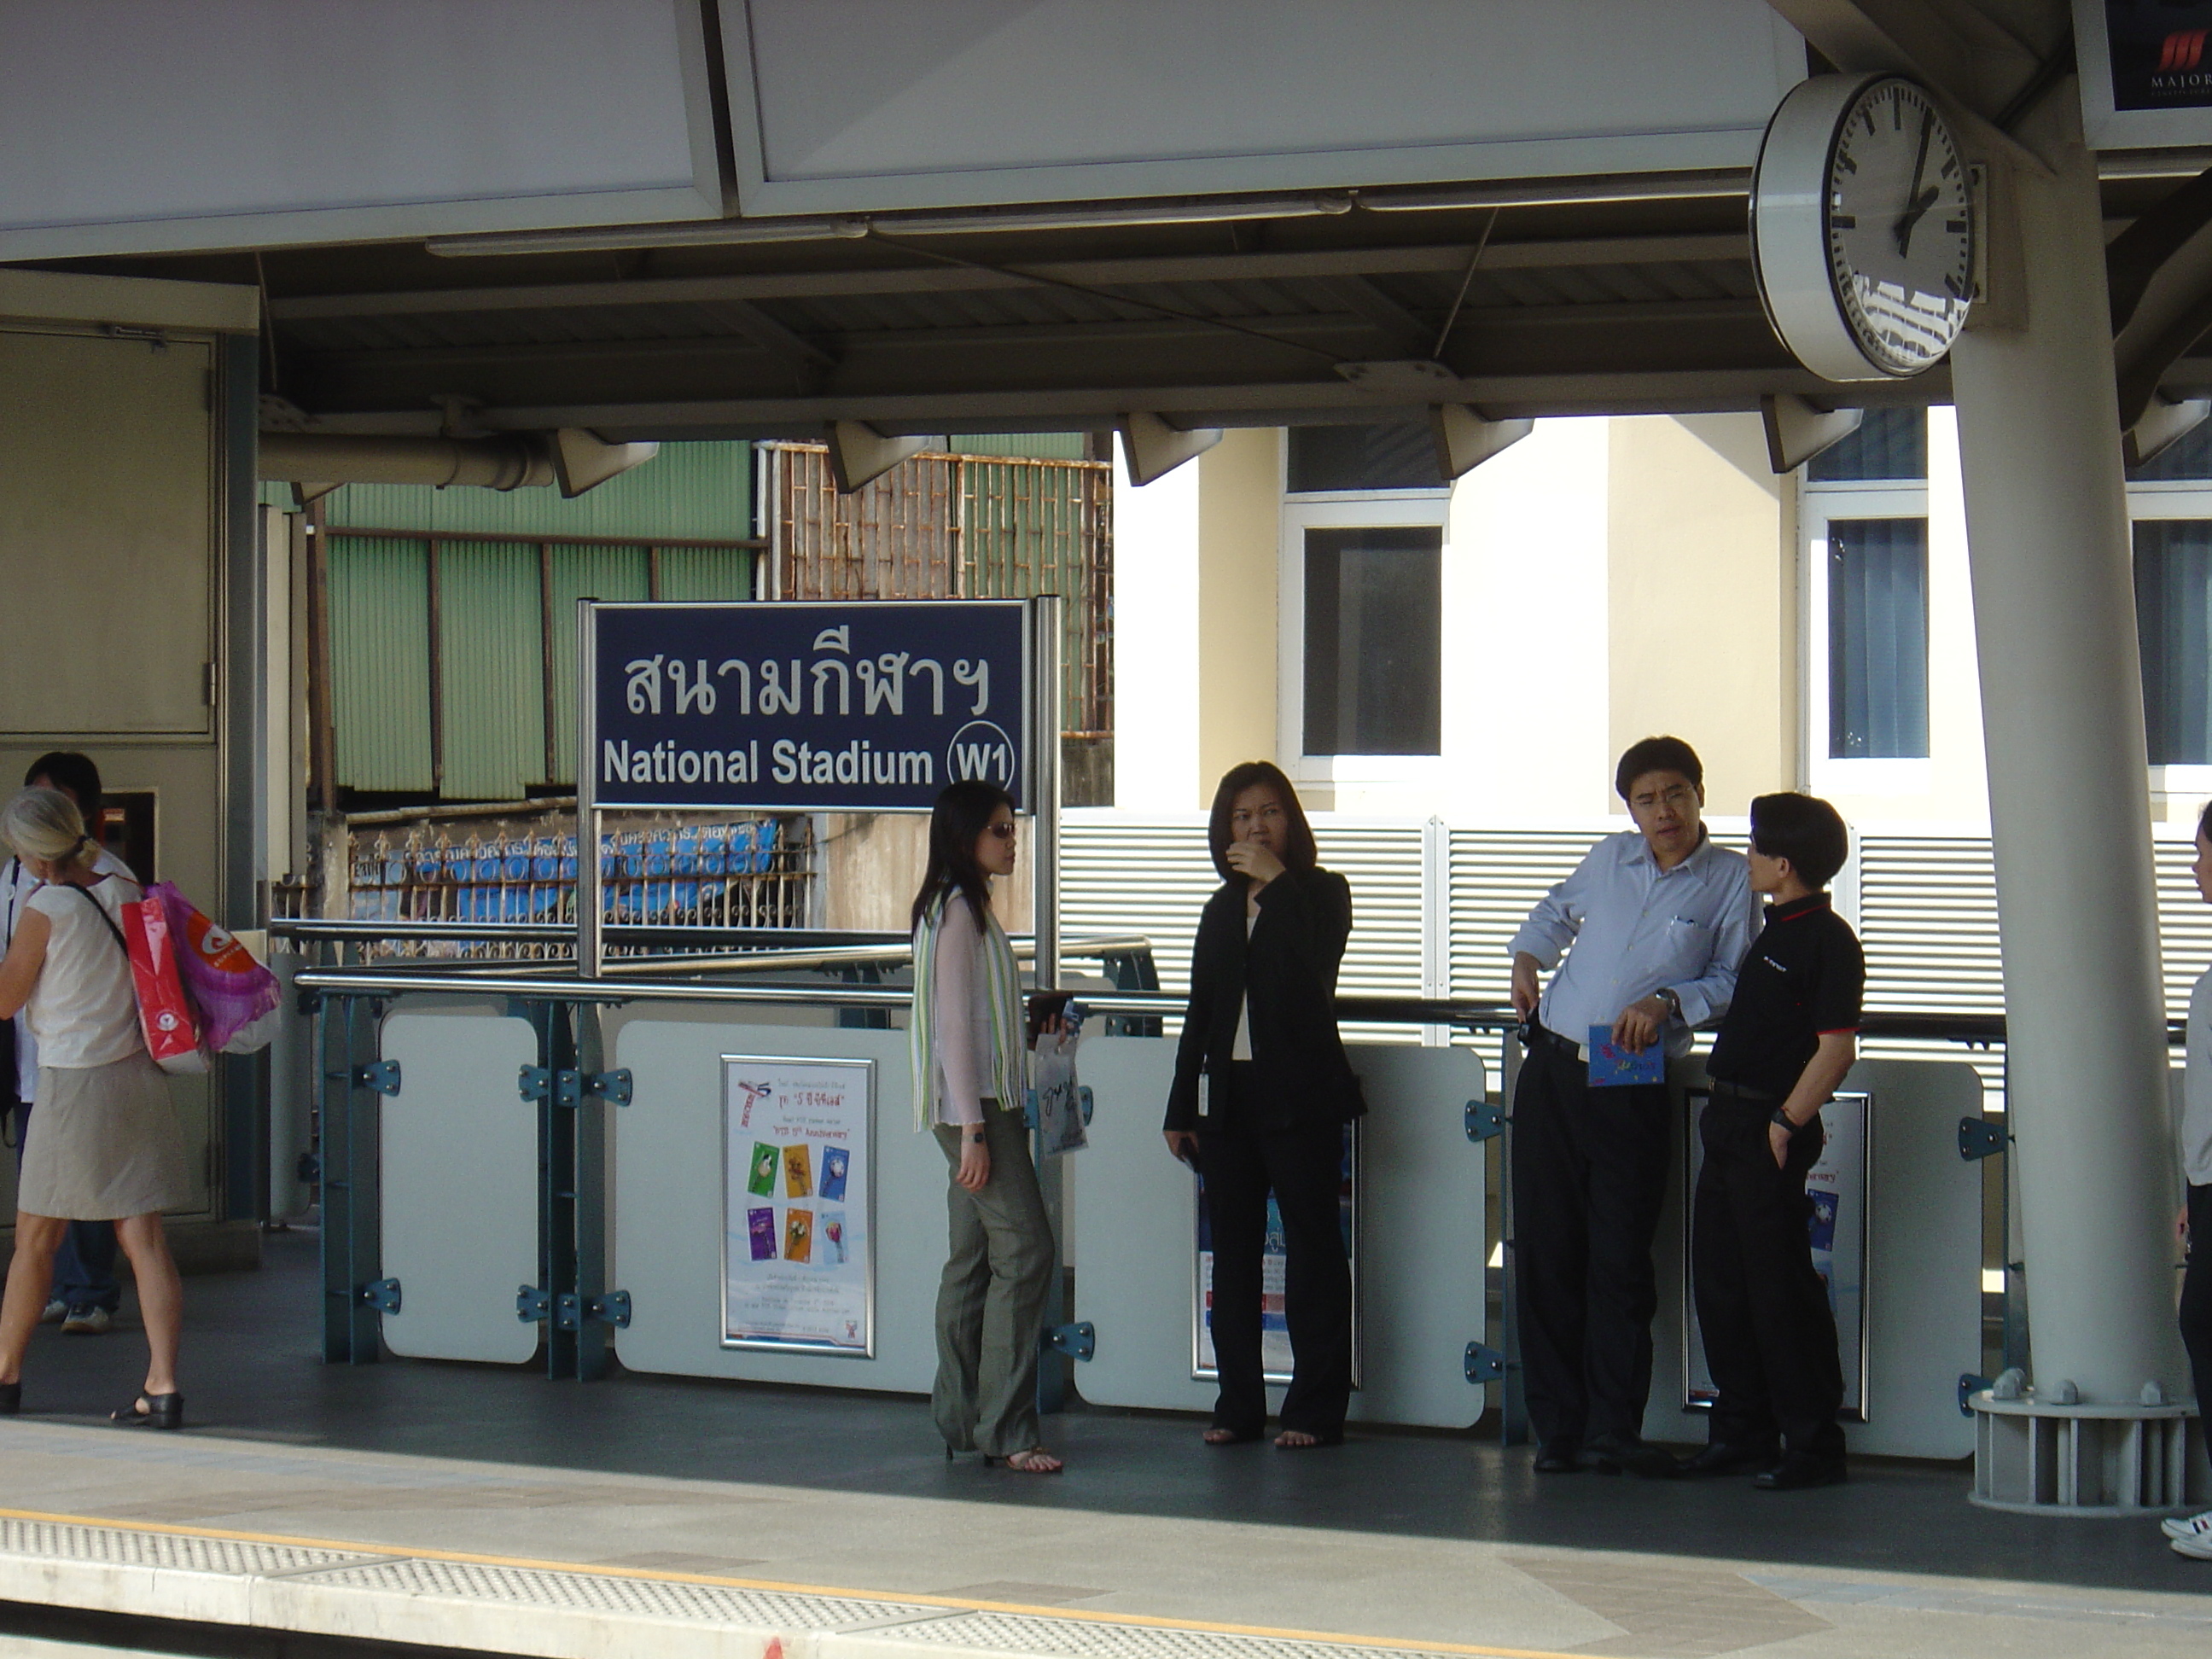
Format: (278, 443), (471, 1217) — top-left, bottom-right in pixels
(586, 601), (1030, 812)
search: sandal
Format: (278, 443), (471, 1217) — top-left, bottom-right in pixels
(1202, 1426), (1260, 1445)
(982, 1447), (1063, 1474)
(1273, 1429), (1342, 1449)
(111, 1393), (183, 1431)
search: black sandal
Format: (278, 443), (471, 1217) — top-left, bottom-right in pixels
(112, 1393), (183, 1430)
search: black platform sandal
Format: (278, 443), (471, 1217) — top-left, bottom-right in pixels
(112, 1393), (183, 1430)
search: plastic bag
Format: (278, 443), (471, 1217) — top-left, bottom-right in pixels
(148, 882), (282, 1054)
(1025, 1004), (1089, 1156)
(119, 896), (207, 1075)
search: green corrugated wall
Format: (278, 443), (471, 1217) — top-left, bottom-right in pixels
(329, 538), (434, 792)
(544, 545), (652, 787)
(948, 434), (1090, 460)
(438, 542), (545, 799)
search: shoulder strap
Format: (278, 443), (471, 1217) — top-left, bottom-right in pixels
(62, 883), (131, 961)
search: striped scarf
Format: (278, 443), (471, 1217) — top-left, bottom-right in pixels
(910, 890), (1024, 1130)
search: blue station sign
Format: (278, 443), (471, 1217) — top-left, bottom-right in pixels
(585, 601), (1031, 812)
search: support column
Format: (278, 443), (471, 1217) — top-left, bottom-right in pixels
(1949, 106), (2190, 1413)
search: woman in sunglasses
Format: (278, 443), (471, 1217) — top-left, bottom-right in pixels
(1164, 760), (1359, 1449)
(909, 780), (1061, 1473)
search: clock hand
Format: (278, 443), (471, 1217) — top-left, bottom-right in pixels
(1895, 108), (1935, 256)
(1894, 185), (1941, 259)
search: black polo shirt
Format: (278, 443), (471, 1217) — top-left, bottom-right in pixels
(1706, 894), (1865, 1099)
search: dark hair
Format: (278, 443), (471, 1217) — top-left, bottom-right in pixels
(2199, 799), (2212, 843)
(1206, 760), (1317, 884)
(24, 751), (100, 818)
(1749, 792), (1850, 891)
(911, 780), (1016, 934)
(1615, 736), (1703, 802)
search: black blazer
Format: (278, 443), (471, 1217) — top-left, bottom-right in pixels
(1164, 865), (1359, 1132)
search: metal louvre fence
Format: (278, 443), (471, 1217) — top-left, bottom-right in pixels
(337, 808), (813, 959)
(1064, 812), (2212, 1035)
(763, 443), (1112, 735)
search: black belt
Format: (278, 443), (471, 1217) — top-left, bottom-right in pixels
(1528, 1025), (1589, 1063)
(1708, 1077), (1780, 1103)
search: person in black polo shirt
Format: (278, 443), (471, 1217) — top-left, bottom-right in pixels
(1681, 792), (1862, 1491)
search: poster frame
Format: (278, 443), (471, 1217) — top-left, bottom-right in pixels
(1680, 1087), (1872, 1423)
(718, 1051), (877, 1359)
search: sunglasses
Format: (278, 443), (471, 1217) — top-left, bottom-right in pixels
(985, 822), (1017, 840)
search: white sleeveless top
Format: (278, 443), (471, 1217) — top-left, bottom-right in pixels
(24, 876), (144, 1069)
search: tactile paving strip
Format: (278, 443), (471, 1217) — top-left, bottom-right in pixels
(889, 1613), (1442, 1659)
(0, 1517), (372, 1576)
(292, 1556), (940, 1629)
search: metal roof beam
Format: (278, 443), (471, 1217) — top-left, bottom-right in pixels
(266, 236), (1749, 321)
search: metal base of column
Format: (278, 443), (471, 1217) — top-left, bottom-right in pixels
(1970, 1390), (2209, 1515)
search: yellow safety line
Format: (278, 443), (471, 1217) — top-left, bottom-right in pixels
(0, 1503), (1583, 1659)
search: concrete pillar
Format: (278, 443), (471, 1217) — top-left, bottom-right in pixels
(1949, 106), (2190, 1404)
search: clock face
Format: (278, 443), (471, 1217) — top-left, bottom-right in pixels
(1825, 79), (1973, 375)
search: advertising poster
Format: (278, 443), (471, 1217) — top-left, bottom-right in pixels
(1685, 1091), (1870, 1418)
(721, 1056), (873, 1355)
(1194, 1126), (1357, 1383)
(2099, 0), (2212, 113)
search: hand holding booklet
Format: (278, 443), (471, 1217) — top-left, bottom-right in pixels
(1586, 1025), (1664, 1087)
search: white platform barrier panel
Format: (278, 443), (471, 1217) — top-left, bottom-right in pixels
(377, 1002), (541, 1365)
(1074, 1035), (1489, 1429)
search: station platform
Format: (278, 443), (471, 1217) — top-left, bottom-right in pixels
(0, 1227), (2205, 1659)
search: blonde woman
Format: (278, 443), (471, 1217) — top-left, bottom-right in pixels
(0, 788), (189, 1427)
(909, 780), (1061, 1473)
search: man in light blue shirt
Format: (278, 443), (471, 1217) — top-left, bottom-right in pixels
(1506, 736), (1756, 1477)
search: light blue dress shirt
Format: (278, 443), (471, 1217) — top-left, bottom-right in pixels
(1508, 829), (1759, 1058)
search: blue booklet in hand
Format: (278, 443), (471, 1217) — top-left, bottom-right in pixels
(1587, 1026), (1664, 1087)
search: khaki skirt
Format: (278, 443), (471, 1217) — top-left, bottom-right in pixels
(19, 1051), (190, 1220)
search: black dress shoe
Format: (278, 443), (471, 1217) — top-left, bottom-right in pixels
(1678, 1439), (1780, 1478)
(1586, 1431), (1680, 1479)
(1533, 1440), (1582, 1474)
(1753, 1453), (1846, 1490)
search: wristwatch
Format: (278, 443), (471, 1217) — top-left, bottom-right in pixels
(1655, 987), (1682, 1020)
(1769, 1106), (1799, 1131)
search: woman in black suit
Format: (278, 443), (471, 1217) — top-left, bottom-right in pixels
(1163, 760), (1359, 1448)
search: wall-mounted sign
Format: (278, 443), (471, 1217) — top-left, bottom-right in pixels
(2078, 0), (2212, 147)
(585, 600), (1030, 812)
(721, 1054), (874, 1356)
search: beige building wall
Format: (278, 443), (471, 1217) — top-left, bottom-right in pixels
(1607, 414), (1796, 816)
(1194, 430), (1281, 803)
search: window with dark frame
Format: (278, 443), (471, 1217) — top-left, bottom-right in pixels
(1302, 526), (1442, 757)
(1287, 423), (1446, 493)
(2136, 520), (2212, 765)
(1807, 407), (1928, 483)
(1828, 517), (1930, 760)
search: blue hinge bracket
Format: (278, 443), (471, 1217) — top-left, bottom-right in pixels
(359, 1278), (401, 1315)
(1464, 1342), (1508, 1384)
(516, 1284), (551, 1324)
(352, 1060), (401, 1096)
(521, 1066), (633, 1108)
(1045, 1322), (1096, 1361)
(1958, 1116), (2008, 1161)
(1465, 1100), (1505, 1142)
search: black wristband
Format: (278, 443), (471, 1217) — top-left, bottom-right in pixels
(1769, 1106), (1798, 1130)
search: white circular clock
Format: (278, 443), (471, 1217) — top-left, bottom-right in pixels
(1751, 73), (1975, 382)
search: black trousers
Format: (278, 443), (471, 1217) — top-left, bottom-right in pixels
(1510, 1039), (1670, 1446)
(2184, 1184), (2212, 1427)
(1690, 1097), (1845, 1459)
(1198, 1068), (1353, 1440)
